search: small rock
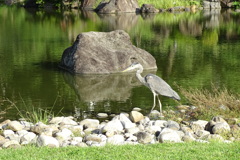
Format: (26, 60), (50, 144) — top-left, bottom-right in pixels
(0, 139), (9, 147)
(132, 107), (142, 112)
(3, 130), (15, 138)
(176, 131), (185, 138)
(107, 135), (125, 145)
(2, 140), (20, 149)
(19, 121), (33, 130)
(85, 134), (106, 143)
(145, 125), (161, 134)
(164, 120), (180, 130)
(67, 125), (84, 134)
(31, 122), (52, 136)
(182, 132), (196, 142)
(80, 119), (99, 129)
(0, 120), (11, 129)
(195, 130), (210, 138)
(154, 120), (167, 128)
(212, 116), (227, 123)
(17, 130), (29, 137)
(70, 137), (83, 146)
(0, 135), (5, 141)
(55, 128), (73, 141)
(136, 131), (153, 144)
(148, 110), (162, 119)
(181, 126), (194, 134)
(191, 120), (208, 132)
(20, 132), (37, 144)
(7, 134), (20, 142)
(212, 122), (230, 134)
(158, 128), (182, 143)
(129, 111), (144, 123)
(102, 119), (123, 133)
(83, 128), (95, 135)
(118, 113), (136, 129)
(139, 117), (150, 126)
(126, 134), (138, 142)
(107, 130), (118, 137)
(7, 121), (23, 131)
(37, 135), (59, 147)
(97, 113), (108, 118)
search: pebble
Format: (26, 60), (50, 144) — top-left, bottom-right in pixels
(97, 113), (108, 118)
(129, 111), (144, 123)
(158, 128), (182, 143)
(37, 135), (59, 147)
(102, 119), (123, 133)
(80, 119), (99, 129)
(7, 121), (23, 131)
(2, 140), (21, 149)
(107, 135), (125, 145)
(132, 107), (142, 112)
(136, 131), (153, 144)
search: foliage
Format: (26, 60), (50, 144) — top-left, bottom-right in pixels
(138, 0), (201, 9)
(0, 98), (12, 120)
(6, 97), (63, 124)
(180, 85), (240, 120)
(16, 0), (204, 9)
(232, 1), (240, 8)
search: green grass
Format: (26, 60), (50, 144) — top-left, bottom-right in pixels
(138, 0), (201, 9)
(94, 0), (201, 9)
(0, 142), (239, 160)
(5, 96), (63, 124)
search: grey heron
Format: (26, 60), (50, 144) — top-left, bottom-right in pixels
(122, 62), (180, 115)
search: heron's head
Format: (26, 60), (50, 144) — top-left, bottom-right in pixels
(122, 62), (142, 72)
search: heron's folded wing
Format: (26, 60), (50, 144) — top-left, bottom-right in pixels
(145, 74), (180, 100)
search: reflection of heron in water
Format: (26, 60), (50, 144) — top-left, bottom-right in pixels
(123, 62), (180, 116)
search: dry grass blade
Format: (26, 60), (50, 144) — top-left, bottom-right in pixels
(179, 85), (240, 120)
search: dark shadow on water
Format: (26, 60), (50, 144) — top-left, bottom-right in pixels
(33, 61), (62, 72)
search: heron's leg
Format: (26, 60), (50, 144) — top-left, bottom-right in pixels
(151, 93), (156, 111)
(156, 96), (162, 113)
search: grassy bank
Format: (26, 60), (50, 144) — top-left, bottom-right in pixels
(138, 0), (201, 9)
(180, 85), (240, 121)
(0, 142), (239, 160)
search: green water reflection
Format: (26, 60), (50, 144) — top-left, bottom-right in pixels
(0, 6), (240, 120)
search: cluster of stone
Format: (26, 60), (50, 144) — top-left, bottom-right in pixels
(203, 0), (221, 9)
(0, 111), (239, 149)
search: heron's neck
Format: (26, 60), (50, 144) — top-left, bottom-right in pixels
(136, 67), (145, 84)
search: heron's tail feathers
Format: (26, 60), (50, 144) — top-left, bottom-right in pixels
(172, 91), (181, 101)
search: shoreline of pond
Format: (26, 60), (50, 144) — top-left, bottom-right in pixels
(0, 108), (239, 149)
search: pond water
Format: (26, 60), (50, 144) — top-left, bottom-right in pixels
(0, 6), (240, 120)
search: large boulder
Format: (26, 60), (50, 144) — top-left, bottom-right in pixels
(60, 30), (157, 74)
(95, 0), (139, 13)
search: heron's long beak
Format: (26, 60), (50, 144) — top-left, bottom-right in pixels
(122, 67), (132, 72)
